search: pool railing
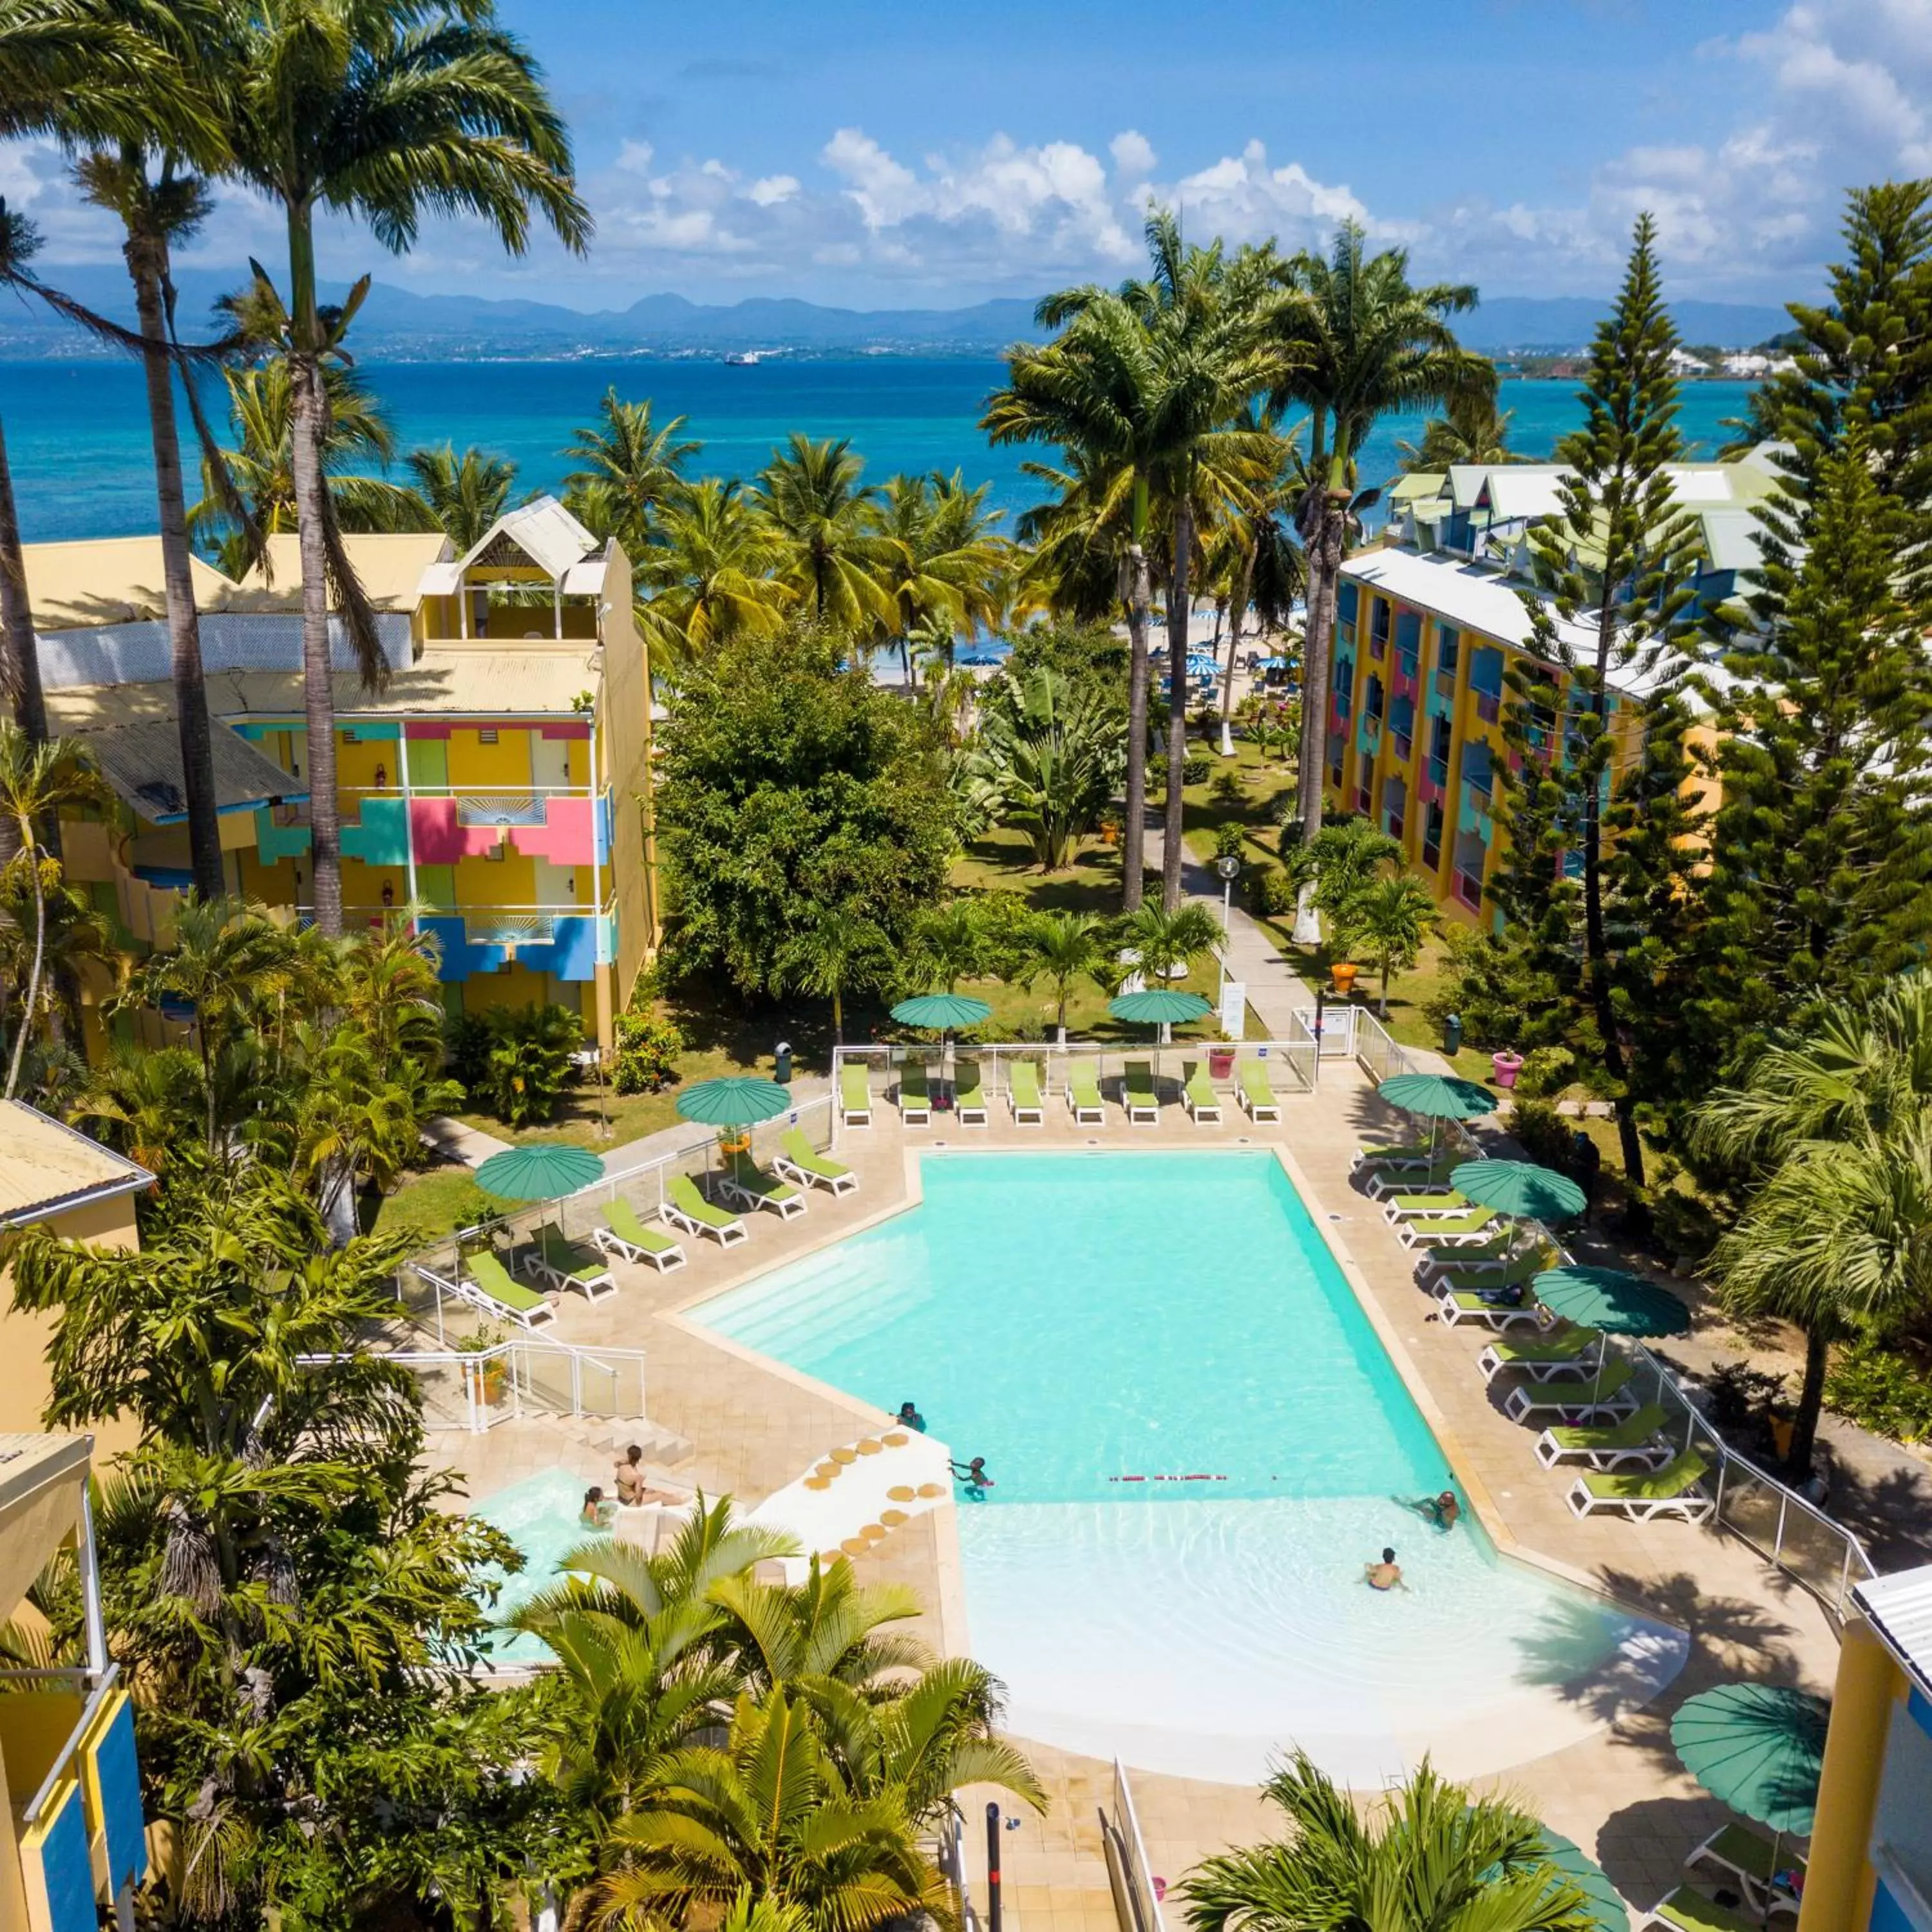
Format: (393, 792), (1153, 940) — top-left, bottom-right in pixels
(1101, 1757), (1166, 1932)
(333, 1331), (649, 1434)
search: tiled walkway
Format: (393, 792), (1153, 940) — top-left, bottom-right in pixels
(426, 1070), (1841, 1932)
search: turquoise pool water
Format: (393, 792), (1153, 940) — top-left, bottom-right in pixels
(693, 1151), (1452, 1506)
(470, 1467), (608, 1665)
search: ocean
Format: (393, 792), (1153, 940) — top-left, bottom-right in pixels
(0, 355), (1760, 547)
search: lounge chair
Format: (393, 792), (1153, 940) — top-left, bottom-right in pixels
(1383, 1188), (1473, 1221)
(719, 1150), (808, 1220)
(1239, 1060), (1281, 1121)
(953, 1058), (988, 1124)
(527, 1224), (618, 1301)
(1502, 1358), (1638, 1425)
(1183, 1061), (1222, 1123)
(1363, 1159), (1459, 1200)
(839, 1061), (873, 1127)
(1534, 1402), (1675, 1471)
(898, 1060), (931, 1124)
(1435, 1285), (1547, 1330)
(773, 1128), (858, 1196)
(1640, 1889), (1763, 1932)
(1009, 1059), (1045, 1124)
(1349, 1141), (1430, 1171)
(591, 1197), (687, 1272)
(1414, 1235), (1530, 1287)
(1068, 1060), (1104, 1124)
(1478, 1326), (1602, 1381)
(1566, 1448), (1713, 1522)
(1122, 1060), (1160, 1124)
(1686, 1824), (1806, 1918)
(664, 1172), (748, 1245)
(1396, 1208), (1504, 1249)
(463, 1250), (556, 1332)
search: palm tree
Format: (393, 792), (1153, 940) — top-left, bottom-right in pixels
(775, 902), (887, 1044)
(639, 477), (794, 667)
(1183, 1752), (1587, 1932)
(562, 388), (699, 558)
(402, 442), (518, 551)
(905, 901), (990, 994)
(1122, 900), (1222, 984)
(1689, 974), (1932, 1480)
(1337, 873), (1436, 1016)
(1206, 404), (1305, 738)
(873, 470), (1009, 677)
(968, 667), (1122, 872)
(1265, 223), (1488, 840)
(69, 1041), (210, 1175)
(1013, 910), (1106, 1043)
(0, 725), (112, 1099)
(753, 435), (901, 630)
(219, 0), (590, 938)
(1396, 379), (1524, 471)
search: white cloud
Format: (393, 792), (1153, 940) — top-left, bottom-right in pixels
(746, 174), (800, 207)
(1110, 129), (1157, 178)
(614, 138), (654, 176)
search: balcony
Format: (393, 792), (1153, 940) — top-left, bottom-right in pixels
(1473, 689), (1502, 724)
(1434, 669), (1457, 701)
(1454, 869), (1484, 909)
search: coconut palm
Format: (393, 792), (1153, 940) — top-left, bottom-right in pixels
(402, 442), (518, 551)
(1013, 910), (1107, 1042)
(1121, 900), (1222, 984)
(1264, 223), (1488, 840)
(1206, 404), (1305, 734)
(1396, 379), (1524, 472)
(218, 0), (589, 937)
(1337, 872), (1436, 1016)
(753, 435), (901, 630)
(562, 388), (700, 559)
(873, 470), (1009, 676)
(775, 902), (888, 1045)
(639, 477), (795, 667)
(1183, 1752), (1588, 1932)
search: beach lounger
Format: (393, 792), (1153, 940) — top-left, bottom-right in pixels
(1183, 1061), (1222, 1123)
(1535, 1402), (1675, 1471)
(1396, 1208), (1504, 1249)
(898, 1060), (931, 1124)
(1363, 1160), (1459, 1200)
(591, 1198), (687, 1272)
(1383, 1189), (1473, 1221)
(839, 1062), (873, 1126)
(1240, 1060), (1281, 1121)
(463, 1251), (556, 1332)
(1413, 1236), (1531, 1287)
(1501, 1358), (1638, 1425)
(719, 1150), (808, 1220)
(1009, 1059), (1045, 1123)
(1566, 1448), (1713, 1522)
(1068, 1061), (1104, 1124)
(953, 1058), (988, 1124)
(1435, 1286), (1547, 1330)
(1640, 1889), (1763, 1932)
(1122, 1060), (1160, 1124)
(1686, 1825), (1806, 1918)
(773, 1127), (858, 1196)
(1477, 1326), (1602, 1381)
(1349, 1141), (1430, 1171)
(527, 1224), (619, 1301)
(664, 1172), (748, 1245)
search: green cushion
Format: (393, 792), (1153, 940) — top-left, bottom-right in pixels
(607, 1198), (677, 1253)
(466, 1251), (546, 1313)
(671, 1173), (739, 1228)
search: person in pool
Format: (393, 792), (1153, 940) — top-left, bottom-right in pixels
(1428, 1490), (1461, 1531)
(1365, 1547), (1405, 1591)
(580, 1485), (614, 1528)
(896, 1401), (926, 1433)
(949, 1455), (992, 1495)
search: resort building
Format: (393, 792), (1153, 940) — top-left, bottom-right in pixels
(0, 1432), (147, 1932)
(1801, 1565), (1932, 1932)
(25, 500), (659, 1050)
(1323, 455), (1781, 922)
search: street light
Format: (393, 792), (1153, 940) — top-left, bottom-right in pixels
(1214, 853), (1242, 1003)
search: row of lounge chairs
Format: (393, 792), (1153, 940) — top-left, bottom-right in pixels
(453, 1128), (860, 1330)
(1354, 1136), (1714, 1526)
(838, 1057), (1285, 1128)
(1640, 1821), (1807, 1932)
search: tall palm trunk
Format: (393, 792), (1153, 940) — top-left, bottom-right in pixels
(1121, 536), (1153, 913)
(0, 418), (48, 746)
(1786, 1328), (1830, 1484)
(1297, 484), (1346, 843)
(1162, 493), (1195, 911)
(128, 234), (224, 899)
(3, 813), (44, 1099)
(1219, 542), (1254, 744)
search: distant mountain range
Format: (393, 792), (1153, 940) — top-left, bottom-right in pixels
(0, 268), (1792, 359)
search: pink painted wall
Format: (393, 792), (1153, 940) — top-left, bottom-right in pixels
(511, 796), (596, 866)
(408, 797), (504, 864)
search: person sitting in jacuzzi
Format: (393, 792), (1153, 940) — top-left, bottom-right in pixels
(580, 1485), (616, 1528)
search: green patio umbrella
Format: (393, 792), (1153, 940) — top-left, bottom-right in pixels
(1109, 988), (1211, 1085)
(474, 1142), (605, 1201)
(1531, 1828), (1629, 1932)
(676, 1075), (794, 1128)
(891, 994), (994, 1106)
(1451, 1159), (1587, 1224)
(1671, 1684), (1828, 1839)
(1533, 1267), (1690, 1337)
(1376, 1072), (1498, 1157)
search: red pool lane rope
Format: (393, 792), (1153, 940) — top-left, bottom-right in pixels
(1107, 1473), (1228, 1482)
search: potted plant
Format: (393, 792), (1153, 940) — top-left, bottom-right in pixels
(1207, 1030), (1237, 1080)
(1331, 961), (1360, 998)
(453, 1322), (509, 1405)
(1492, 1048), (1525, 1089)
(1097, 816), (1121, 848)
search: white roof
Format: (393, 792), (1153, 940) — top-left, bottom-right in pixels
(417, 560), (464, 598)
(1343, 546), (1593, 658)
(1480, 469), (1567, 521)
(460, 496), (600, 581)
(560, 556), (609, 596)
(1671, 468), (1737, 506)
(1856, 1564), (1932, 1696)
(1699, 508), (1765, 575)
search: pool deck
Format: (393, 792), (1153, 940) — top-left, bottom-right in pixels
(430, 1064), (1841, 1932)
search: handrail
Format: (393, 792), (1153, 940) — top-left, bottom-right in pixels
(20, 1662), (119, 1827)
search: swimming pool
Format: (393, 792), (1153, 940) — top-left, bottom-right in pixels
(690, 1151), (1686, 1782)
(469, 1467), (607, 1665)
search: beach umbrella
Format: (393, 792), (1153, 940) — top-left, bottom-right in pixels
(1376, 1071), (1497, 1157)
(474, 1142), (605, 1202)
(891, 994), (993, 1103)
(1533, 1266), (1690, 1337)
(1109, 987), (1211, 1083)
(676, 1075), (793, 1128)
(1450, 1159), (1587, 1224)
(1531, 1829), (1629, 1932)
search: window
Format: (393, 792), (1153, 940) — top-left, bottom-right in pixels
(341, 728), (358, 744)
(1370, 600), (1392, 650)
(1438, 627), (1461, 677)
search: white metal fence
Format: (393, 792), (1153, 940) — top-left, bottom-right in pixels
(307, 1332), (647, 1432)
(1099, 1757), (1166, 1932)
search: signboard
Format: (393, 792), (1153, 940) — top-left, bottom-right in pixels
(1219, 980), (1247, 1040)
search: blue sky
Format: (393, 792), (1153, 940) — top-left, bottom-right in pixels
(7, 0), (1930, 308)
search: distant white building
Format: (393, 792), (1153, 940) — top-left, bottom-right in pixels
(1721, 352), (1795, 378)
(1669, 348), (1710, 375)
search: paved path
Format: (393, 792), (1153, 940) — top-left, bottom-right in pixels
(421, 1115), (513, 1168)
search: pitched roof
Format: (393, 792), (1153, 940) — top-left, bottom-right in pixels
(459, 497), (600, 581)
(75, 715), (309, 823)
(0, 1099), (152, 1226)
(1855, 1565), (1932, 1698)
(21, 538), (241, 630)
(230, 532), (453, 612)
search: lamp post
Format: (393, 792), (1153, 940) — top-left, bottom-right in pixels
(1214, 853), (1241, 1003)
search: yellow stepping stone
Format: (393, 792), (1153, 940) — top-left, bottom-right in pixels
(840, 1536), (869, 1557)
(856, 1438), (884, 1455)
(887, 1484), (916, 1502)
(916, 1482), (945, 1499)
(804, 1476), (832, 1491)
(815, 1461), (842, 1479)
(831, 1446), (858, 1464)
(860, 1523), (887, 1542)
(820, 1551), (844, 1567)
(880, 1508), (909, 1528)
(882, 1431), (909, 1446)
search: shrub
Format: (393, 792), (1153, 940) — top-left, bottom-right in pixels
(1210, 768), (1247, 809)
(1824, 1340), (1932, 1444)
(1506, 1097), (1578, 1174)
(612, 1012), (685, 1095)
(444, 1013), (493, 1095)
(1213, 819), (1248, 862)
(1250, 866), (1296, 917)
(1650, 1189), (1722, 1262)
(1707, 1360), (1788, 1432)
(1513, 1045), (1577, 1099)
(463, 1003), (583, 1127)
(1182, 752), (1213, 787)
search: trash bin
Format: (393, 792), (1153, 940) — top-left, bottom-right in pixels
(1442, 1012), (1463, 1056)
(774, 1041), (793, 1084)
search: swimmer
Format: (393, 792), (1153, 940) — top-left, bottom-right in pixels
(580, 1485), (614, 1528)
(1430, 1490), (1461, 1531)
(949, 1455), (993, 1490)
(1365, 1546), (1405, 1591)
(896, 1401), (927, 1433)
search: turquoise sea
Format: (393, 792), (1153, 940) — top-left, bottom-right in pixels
(0, 355), (1759, 546)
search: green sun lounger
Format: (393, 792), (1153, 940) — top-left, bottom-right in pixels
(1350, 1141), (1429, 1170)
(529, 1224), (618, 1300)
(464, 1250), (556, 1331)
(1477, 1326), (1602, 1379)
(1009, 1059), (1045, 1122)
(1239, 1060), (1281, 1121)
(1122, 1060), (1159, 1124)
(664, 1172), (748, 1245)
(953, 1058), (987, 1123)
(1068, 1060), (1104, 1123)
(898, 1059), (931, 1124)
(1415, 1234), (1531, 1285)
(1383, 1189), (1472, 1220)
(1502, 1357), (1637, 1425)
(839, 1061), (873, 1126)
(592, 1197), (687, 1271)
(1436, 1287), (1546, 1330)
(1183, 1061), (1222, 1122)
(1364, 1159), (1459, 1199)
(773, 1127), (858, 1196)
(1535, 1402), (1674, 1470)
(1687, 1824), (1806, 1917)
(1567, 1448), (1713, 1522)
(1642, 1888), (1765, 1932)
(721, 1150), (808, 1220)
(1396, 1208), (1502, 1248)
